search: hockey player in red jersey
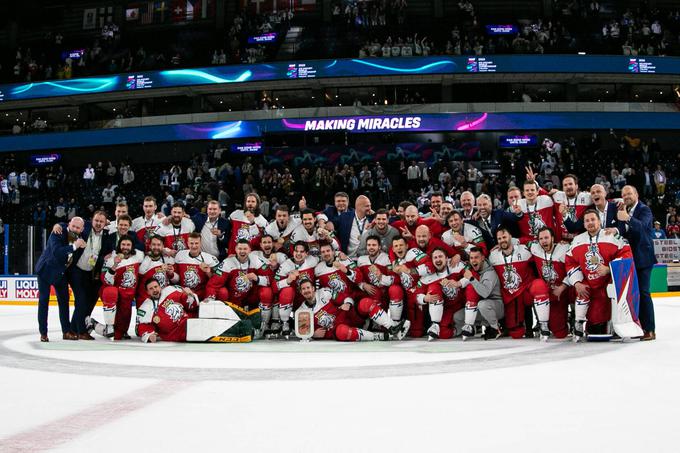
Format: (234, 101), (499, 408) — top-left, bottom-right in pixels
(273, 241), (319, 338)
(441, 210), (487, 257)
(355, 236), (398, 312)
(137, 235), (178, 301)
(135, 279), (198, 343)
(100, 235), (145, 340)
(565, 209), (633, 341)
(517, 180), (557, 244)
(551, 174), (591, 242)
(488, 228), (551, 339)
(264, 204), (300, 251)
(227, 193), (268, 255)
(410, 225), (460, 261)
(315, 241), (362, 305)
(530, 227), (571, 339)
(131, 196), (165, 251)
(392, 205), (444, 240)
(417, 247), (467, 340)
(290, 209), (339, 256)
(297, 279), (410, 342)
(156, 202), (195, 256)
(206, 240), (274, 332)
(174, 233), (219, 300)
(389, 235), (435, 338)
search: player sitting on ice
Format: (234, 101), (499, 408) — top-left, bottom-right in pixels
(295, 278), (410, 341)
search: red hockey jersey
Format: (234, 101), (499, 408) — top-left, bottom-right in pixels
(488, 244), (536, 300)
(156, 218), (196, 253)
(228, 210), (268, 255)
(101, 250), (145, 289)
(517, 195), (557, 243)
(174, 250), (219, 296)
(552, 191), (591, 242)
(565, 230), (633, 289)
(131, 215), (165, 251)
(529, 242), (569, 287)
(136, 286), (198, 342)
(206, 254), (270, 299)
(137, 254), (179, 300)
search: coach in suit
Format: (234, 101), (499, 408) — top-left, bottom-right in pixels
(329, 195), (374, 257)
(67, 211), (108, 339)
(322, 191), (353, 222)
(617, 185), (657, 340)
(467, 194), (523, 248)
(192, 200), (230, 260)
(35, 217), (86, 342)
(564, 183), (620, 234)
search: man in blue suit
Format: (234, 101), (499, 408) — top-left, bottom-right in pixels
(617, 185), (657, 340)
(465, 194), (523, 248)
(322, 192), (353, 221)
(329, 195), (374, 256)
(564, 183), (620, 235)
(192, 200), (231, 260)
(35, 217), (86, 342)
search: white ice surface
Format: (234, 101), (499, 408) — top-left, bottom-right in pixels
(0, 299), (678, 453)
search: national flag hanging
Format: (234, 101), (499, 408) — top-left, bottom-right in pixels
(140, 2), (154, 24)
(172, 0), (213, 22)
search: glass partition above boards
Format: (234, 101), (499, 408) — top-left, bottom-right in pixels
(1, 55), (678, 102)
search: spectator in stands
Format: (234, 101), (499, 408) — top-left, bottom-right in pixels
(652, 221), (667, 239)
(654, 165), (667, 195)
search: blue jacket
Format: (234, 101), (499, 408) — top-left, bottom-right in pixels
(466, 209), (522, 247)
(192, 213), (231, 260)
(564, 201), (619, 234)
(35, 230), (77, 285)
(70, 222), (108, 275)
(617, 201), (657, 270)
(331, 211), (374, 253)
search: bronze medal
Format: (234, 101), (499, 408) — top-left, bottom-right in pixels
(153, 315), (161, 324)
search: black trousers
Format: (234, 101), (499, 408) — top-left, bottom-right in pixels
(68, 267), (102, 334)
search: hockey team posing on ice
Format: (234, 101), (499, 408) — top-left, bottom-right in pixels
(41, 168), (657, 344)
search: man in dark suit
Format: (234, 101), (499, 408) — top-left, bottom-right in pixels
(35, 217), (86, 342)
(67, 211), (108, 339)
(617, 185), (657, 340)
(564, 183), (620, 235)
(101, 214), (144, 257)
(329, 195), (374, 256)
(466, 194), (523, 248)
(192, 200), (230, 260)
(322, 191), (353, 221)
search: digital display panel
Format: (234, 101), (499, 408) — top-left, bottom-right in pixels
(30, 153), (61, 165)
(486, 25), (518, 35)
(247, 33), (278, 44)
(230, 142), (263, 154)
(499, 135), (538, 147)
(0, 55), (677, 102)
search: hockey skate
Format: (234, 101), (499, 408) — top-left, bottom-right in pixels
(388, 319), (411, 341)
(281, 321), (291, 340)
(370, 331), (389, 341)
(265, 319), (282, 339)
(539, 322), (551, 342)
(427, 322), (440, 341)
(461, 324), (475, 341)
(483, 326), (501, 340)
(86, 316), (114, 339)
(573, 321), (586, 343)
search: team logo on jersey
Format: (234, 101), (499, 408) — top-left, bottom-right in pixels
(400, 270), (413, 289)
(367, 268), (381, 286)
(183, 267), (200, 288)
(162, 300), (185, 322)
(565, 205), (576, 221)
(327, 273), (347, 293)
(173, 237), (186, 251)
(153, 270), (168, 287)
(121, 266), (137, 288)
(584, 246), (604, 272)
(502, 265), (522, 293)
(235, 270), (252, 294)
(315, 310), (336, 329)
(442, 284), (459, 299)
(529, 213), (546, 236)
(541, 262), (559, 284)
(236, 226), (252, 241)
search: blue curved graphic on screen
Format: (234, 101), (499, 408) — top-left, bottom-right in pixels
(349, 59), (455, 73)
(10, 77), (117, 96)
(325, 60), (338, 69)
(160, 69), (253, 84)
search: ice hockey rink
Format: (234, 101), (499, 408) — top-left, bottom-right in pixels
(0, 297), (678, 453)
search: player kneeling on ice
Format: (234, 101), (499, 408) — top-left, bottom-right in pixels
(295, 278), (410, 341)
(88, 278), (259, 342)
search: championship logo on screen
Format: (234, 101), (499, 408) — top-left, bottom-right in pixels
(503, 266), (522, 293)
(184, 267), (200, 288)
(162, 300), (185, 322)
